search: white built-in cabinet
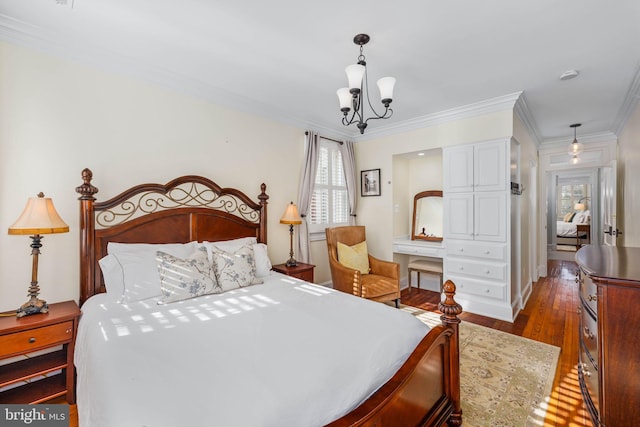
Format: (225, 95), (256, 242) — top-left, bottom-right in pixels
(443, 138), (516, 322)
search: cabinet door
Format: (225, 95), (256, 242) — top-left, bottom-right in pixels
(474, 140), (507, 191)
(444, 193), (474, 240)
(443, 145), (474, 193)
(474, 192), (506, 241)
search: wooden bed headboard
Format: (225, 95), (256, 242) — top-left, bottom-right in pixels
(75, 168), (269, 306)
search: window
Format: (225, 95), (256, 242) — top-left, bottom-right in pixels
(309, 139), (349, 236)
(557, 183), (587, 220)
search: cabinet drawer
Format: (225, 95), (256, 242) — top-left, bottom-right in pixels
(0, 321), (74, 358)
(580, 306), (598, 367)
(580, 270), (598, 314)
(446, 258), (506, 281)
(446, 240), (507, 261)
(446, 275), (506, 301)
(293, 270), (314, 282)
(393, 243), (444, 257)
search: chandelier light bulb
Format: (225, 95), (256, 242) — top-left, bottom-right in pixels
(571, 154), (579, 165)
(568, 139), (584, 155)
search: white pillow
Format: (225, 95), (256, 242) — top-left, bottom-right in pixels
(253, 243), (272, 277)
(98, 254), (125, 302)
(156, 249), (221, 304)
(210, 245), (263, 292)
(573, 212), (585, 223)
(108, 242), (198, 303)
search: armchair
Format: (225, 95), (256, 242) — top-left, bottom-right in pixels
(325, 226), (401, 307)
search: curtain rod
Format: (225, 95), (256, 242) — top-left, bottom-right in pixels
(305, 131), (343, 145)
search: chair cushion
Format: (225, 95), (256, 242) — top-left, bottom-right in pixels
(408, 259), (443, 274)
(360, 274), (399, 298)
(337, 241), (370, 274)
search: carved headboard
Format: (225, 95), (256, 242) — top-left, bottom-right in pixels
(75, 168), (268, 305)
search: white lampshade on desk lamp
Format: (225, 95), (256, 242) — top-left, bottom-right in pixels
(8, 192), (69, 317)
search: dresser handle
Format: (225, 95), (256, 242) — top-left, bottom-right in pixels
(459, 248), (464, 252)
(587, 294), (597, 302)
(485, 269), (491, 274)
(484, 288), (490, 293)
(29, 337), (36, 343)
(577, 305), (582, 314)
(583, 326), (594, 340)
(459, 266), (464, 271)
(484, 250), (490, 255)
(66, 328), (72, 334)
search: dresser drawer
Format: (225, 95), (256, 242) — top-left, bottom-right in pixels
(446, 240), (507, 261)
(393, 243), (444, 258)
(446, 258), (506, 281)
(579, 344), (600, 420)
(580, 306), (598, 368)
(579, 269), (598, 314)
(446, 275), (506, 301)
(0, 321), (74, 358)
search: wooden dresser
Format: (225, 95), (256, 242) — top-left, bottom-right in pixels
(575, 245), (640, 426)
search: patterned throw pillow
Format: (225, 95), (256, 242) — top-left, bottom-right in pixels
(211, 245), (263, 291)
(156, 248), (221, 304)
(337, 241), (370, 275)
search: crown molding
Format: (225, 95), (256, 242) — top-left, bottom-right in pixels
(513, 93), (542, 147)
(612, 62), (640, 136)
(352, 92), (524, 142)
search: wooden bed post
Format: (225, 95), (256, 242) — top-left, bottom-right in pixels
(75, 168), (98, 306)
(258, 183), (268, 243)
(438, 279), (463, 427)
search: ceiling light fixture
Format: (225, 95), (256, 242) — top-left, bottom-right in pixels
(560, 69), (579, 80)
(337, 34), (395, 134)
(568, 123), (583, 156)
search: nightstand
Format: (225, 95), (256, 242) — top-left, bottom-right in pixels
(272, 262), (315, 282)
(576, 223), (590, 248)
(0, 300), (80, 404)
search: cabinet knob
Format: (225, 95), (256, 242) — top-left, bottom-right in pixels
(484, 288), (490, 293)
(459, 248), (464, 252)
(28, 337), (36, 343)
(484, 250), (490, 254)
(459, 266), (464, 271)
(485, 269), (491, 274)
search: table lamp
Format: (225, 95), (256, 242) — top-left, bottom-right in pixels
(280, 201), (302, 267)
(8, 192), (69, 317)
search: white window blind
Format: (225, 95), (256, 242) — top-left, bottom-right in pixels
(309, 139), (349, 235)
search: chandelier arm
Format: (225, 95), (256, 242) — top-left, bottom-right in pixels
(364, 107), (394, 124)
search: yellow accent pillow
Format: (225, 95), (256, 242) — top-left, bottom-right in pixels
(337, 241), (370, 274)
(563, 212), (576, 222)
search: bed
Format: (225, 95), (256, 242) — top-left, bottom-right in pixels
(556, 211), (591, 248)
(74, 168), (463, 427)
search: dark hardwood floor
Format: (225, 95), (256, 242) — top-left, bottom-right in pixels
(401, 258), (590, 427)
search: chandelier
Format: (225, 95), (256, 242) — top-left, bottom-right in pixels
(568, 123), (583, 165)
(336, 34), (396, 134)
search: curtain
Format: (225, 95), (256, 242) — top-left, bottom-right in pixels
(296, 131), (319, 263)
(340, 139), (357, 225)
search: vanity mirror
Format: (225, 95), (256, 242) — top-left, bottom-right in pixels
(412, 190), (443, 241)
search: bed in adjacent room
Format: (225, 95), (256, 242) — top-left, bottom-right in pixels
(73, 168), (462, 427)
(556, 211), (591, 248)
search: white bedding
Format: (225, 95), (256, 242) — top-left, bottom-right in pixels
(557, 221), (578, 237)
(75, 272), (429, 427)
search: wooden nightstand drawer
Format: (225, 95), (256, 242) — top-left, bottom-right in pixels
(272, 262), (315, 283)
(0, 321), (74, 358)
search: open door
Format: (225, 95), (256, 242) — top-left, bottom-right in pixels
(601, 160), (618, 246)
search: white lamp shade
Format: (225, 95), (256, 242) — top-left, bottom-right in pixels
(336, 88), (352, 110)
(568, 141), (584, 155)
(345, 64), (365, 90)
(575, 203), (586, 211)
(377, 76), (396, 101)
(8, 193), (69, 235)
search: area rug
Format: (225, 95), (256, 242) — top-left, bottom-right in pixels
(401, 306), (560, 427)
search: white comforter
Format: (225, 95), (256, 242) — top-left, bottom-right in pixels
(557, 221), (578, 237)
(75, 273), (429, 427)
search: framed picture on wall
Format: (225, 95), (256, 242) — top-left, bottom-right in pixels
(361, 169), (381, 197)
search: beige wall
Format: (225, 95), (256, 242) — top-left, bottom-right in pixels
(0, 42), (304, 311)
(618, 102), (640, 247)
(354, 111), (514, 259)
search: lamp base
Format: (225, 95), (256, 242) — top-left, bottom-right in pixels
(286, 258), (298, 267)
(17, 298), (48, 318)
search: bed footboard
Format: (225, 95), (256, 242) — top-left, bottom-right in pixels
(327, 280), (462, 427)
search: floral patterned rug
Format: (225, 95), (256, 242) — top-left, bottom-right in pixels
(401, 306), (560, 427)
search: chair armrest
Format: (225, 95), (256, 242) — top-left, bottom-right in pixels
(328, 258), (362, 296)
(369, 255), (400, 279)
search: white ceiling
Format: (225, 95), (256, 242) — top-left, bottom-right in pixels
(1, 0), (639, 144)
